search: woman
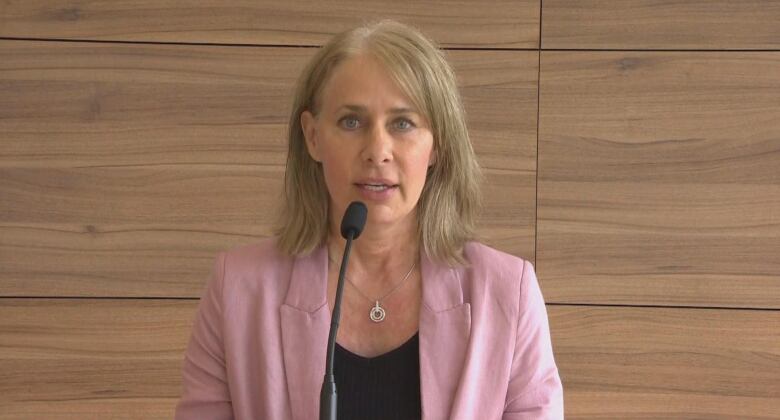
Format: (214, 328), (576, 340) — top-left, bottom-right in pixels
(175, 20), (563, 420)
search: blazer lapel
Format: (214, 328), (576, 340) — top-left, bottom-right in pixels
(279, 246), (473, 420)
(418, 253), (472, 420)
(280, 245), (330, 420)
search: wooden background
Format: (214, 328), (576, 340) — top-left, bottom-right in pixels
(1, 1), (779, 418)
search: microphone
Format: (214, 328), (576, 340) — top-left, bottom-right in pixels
(320, 201), (368, 420)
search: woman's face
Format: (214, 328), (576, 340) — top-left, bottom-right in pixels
(301, 54), (436, 236)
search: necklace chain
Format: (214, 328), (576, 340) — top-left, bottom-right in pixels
(328, 252), (416, 322)
(345, 261), (416, 303)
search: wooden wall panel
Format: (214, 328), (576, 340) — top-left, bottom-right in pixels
(0, 40), (539, 297)
(549, 305), (780, 419)
(0, 0), (540, 48)
(3, 300), (778, 419)
(4, 2), (779, 418)
(0, 299), (194, 419)
(537, 51), (780, 309)
(542, 0), (780, 50)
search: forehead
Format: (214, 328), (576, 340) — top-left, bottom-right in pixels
(318, 54), (419, 112)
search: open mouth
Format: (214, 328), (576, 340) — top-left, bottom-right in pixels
(357, 183), (398, 191)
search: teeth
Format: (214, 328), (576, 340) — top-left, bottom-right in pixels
(363, 184), (390, 191)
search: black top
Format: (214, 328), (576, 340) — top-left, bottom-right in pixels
(334, 332), (422, 420)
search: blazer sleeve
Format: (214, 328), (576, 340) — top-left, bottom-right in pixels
(175, 252), (234, 420)
(503, 260), (564, 419)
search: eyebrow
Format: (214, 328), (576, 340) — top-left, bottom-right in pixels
(337, 104), (418, 114)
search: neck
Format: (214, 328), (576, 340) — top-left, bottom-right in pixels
(326, 215), (419, 286)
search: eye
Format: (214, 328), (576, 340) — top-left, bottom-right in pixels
(393, 118), (415, 131)
(338, 115), (361, 130)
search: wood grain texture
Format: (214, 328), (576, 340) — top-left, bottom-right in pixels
(0, 0), (540, 48)
(549, 305), (780, 419)
(542, 0), (780, 50)
(0, 298), (195, 419)
(2, 300), (778, 419)
(0, 40), (539, 297)
(537, 51), (780, 309)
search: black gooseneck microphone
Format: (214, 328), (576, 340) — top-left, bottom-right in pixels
(320, 201), (368, 420)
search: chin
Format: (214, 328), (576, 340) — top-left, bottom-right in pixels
(364, 207), (415, 229)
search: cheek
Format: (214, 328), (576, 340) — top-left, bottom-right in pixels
(414, 140), (436, 173)
(319, 152), (353, 194)
(405, 148), (435, 186)
(412, 154), (432, 175)
(321, 160), (346, 184)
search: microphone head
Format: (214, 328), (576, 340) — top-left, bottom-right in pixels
(340, 201), (368, 240)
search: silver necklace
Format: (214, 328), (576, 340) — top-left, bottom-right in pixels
(329, 255), (416, 323)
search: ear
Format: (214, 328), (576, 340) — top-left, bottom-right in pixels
(300, 110), (322, 162)
(428, 148), (437, 167)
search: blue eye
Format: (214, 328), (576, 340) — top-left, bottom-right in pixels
(339, 116), (360, 130)
(394, 118), (414, 131)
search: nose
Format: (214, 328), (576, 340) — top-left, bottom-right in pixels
(361, 122), (392, 164)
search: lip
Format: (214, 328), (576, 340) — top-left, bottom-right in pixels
(354, 178), (399, 187)
(354, 179), (399, 201)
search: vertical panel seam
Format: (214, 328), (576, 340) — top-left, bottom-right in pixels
(534, 0), (543, 269)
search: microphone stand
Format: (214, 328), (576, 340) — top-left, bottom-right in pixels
(320, 201), (366, 420)
(319, 230), (353, 420)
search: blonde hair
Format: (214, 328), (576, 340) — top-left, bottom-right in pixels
(275, 20), (482, 265)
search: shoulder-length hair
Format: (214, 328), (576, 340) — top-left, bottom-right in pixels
(275, 20), (482, 265)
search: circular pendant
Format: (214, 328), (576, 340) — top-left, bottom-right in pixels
(369, 301), (386, 322)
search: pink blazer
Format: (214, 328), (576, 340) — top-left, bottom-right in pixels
(175, 238), (563, 419)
